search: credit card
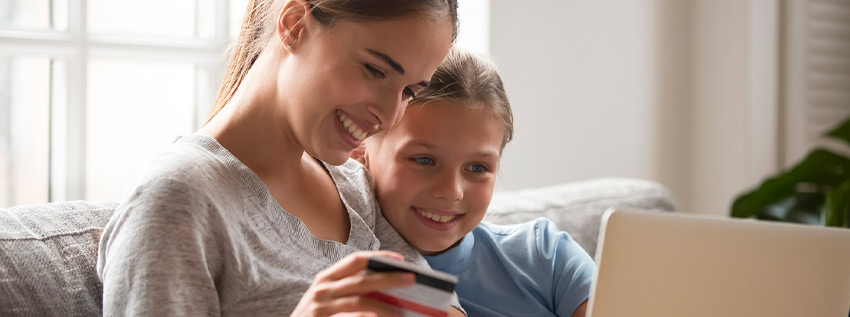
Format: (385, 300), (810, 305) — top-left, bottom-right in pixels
(365, 255), (458, 317)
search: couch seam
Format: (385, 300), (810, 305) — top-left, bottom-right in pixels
(0, 227), (105, 242)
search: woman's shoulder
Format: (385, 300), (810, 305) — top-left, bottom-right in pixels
(323, 159), (376, 215)
(117, 135), (251, 218)
(129, 134), (243, 187)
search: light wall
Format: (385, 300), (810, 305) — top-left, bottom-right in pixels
(490, 0), (770, 215)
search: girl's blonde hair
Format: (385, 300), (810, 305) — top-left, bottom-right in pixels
(206, 0), (459, 124)
(411, 48), (514, 150)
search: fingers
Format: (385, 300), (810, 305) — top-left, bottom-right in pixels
(331, 313), (376, 317)
(326, 296), (400, 317)
(323, 271), (414, 299)
(293, 251), (411, 317)
(318, 251), (403, 282)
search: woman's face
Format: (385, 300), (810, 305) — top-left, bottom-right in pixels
(282, 14), (453, 165)
(365, 102), (505, 255)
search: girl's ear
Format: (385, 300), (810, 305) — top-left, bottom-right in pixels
(277, 0), (309, 51)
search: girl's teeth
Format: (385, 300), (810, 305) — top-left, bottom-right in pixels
(419, 210), (456, 223)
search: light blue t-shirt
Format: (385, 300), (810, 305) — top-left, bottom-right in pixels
(425, 218), (595, 317)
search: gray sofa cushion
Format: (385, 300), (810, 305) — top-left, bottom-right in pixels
(0, 201), (117, 316)
(484, 178), (677, 257)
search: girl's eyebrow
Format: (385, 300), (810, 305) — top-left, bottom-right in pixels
(365, 48), (431, 87)
(406, 140), (436, 149)
(406, 140), (500, 158)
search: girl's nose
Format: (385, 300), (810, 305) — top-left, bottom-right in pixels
(431, 171), (464, 202)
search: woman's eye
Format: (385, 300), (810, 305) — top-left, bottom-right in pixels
(466, 164), (489, 173)
(363, 64), (385, 79)
(403, 87), (416, 99)
(411, 157), (435, 166)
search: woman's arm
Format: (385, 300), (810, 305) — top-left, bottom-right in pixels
(98, 180), (224, 315)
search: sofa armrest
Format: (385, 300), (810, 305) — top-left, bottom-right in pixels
(484, 178), (677, 256)
(0, 200), (118, 316)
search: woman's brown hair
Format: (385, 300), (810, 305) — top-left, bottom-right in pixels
(206, 0), (459, 124)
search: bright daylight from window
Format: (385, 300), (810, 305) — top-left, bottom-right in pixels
(0, 0), (490, 208)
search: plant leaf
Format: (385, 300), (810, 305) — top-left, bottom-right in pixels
(757, 193), (823, 225)
(731, 149), (850, 218)
(825, 115), (850, 145)
(823, 179), (850, 228)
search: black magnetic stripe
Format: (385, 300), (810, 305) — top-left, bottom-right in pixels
(367, 260), (456, 292)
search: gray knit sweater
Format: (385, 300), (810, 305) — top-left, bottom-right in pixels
(97, 134), (458, 315)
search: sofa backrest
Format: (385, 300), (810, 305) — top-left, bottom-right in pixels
(484, 177), (678, 257)
(0, 201), (117, 316)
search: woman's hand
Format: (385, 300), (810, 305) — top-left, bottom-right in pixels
(291, 251), (415, 317)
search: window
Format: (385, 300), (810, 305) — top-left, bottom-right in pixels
(783, 0), (850, 166)
(0, 0), (239, 207)
(0, 0), (491, 207)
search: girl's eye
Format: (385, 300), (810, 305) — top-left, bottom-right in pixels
(363, 64), (386, 79)
(403, 87), (416, 99)
(466, 163), (489, 173)
(411, 157), (435, 166)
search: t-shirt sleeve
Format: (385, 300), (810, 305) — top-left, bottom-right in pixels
(97, 177), (224, 316)
(534, 219), (596, 317)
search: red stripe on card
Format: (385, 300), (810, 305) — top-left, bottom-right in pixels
(365, 292), (448, 317)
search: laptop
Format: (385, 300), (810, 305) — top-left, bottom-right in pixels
(587, 208), (850, 317)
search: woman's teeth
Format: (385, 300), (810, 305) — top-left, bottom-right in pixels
(337, 112), (367, 141)
(419, 210), (456, 223)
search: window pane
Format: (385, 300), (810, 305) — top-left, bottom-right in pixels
(87, 59), (196, 202)
(0, 0), (68, 31)
(229, 0), (249, 39)
(0, 55), (51, 207)
(88, 0), (213, 39)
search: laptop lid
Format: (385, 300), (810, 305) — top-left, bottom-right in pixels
(588, 208), (850, 317)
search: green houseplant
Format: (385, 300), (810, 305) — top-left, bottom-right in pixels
(731, 115), (850, 228)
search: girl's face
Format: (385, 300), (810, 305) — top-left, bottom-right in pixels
(282, 14), (453, 165)
(365, 102), (505, 255)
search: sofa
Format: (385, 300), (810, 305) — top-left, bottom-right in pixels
(0, 177), (676, 316)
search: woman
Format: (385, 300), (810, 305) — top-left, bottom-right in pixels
(97, 0), (459, 315)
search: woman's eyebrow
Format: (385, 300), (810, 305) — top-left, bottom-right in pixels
(365, 49), (431, 88)
(366, 49), (405, 74)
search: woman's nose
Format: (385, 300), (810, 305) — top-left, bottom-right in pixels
(367, 90), (408, 131)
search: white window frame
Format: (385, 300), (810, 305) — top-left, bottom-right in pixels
(0, 0), (230, 202)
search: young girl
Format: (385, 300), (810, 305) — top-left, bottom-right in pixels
(96, 0), (463, 315)
(356, 49), (596, 316)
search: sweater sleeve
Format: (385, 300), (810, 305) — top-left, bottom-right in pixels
(534, 219), (596, 317)
(97, 177), (225, 316)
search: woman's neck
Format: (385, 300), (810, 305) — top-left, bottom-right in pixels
(199, 52), (305, 181)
